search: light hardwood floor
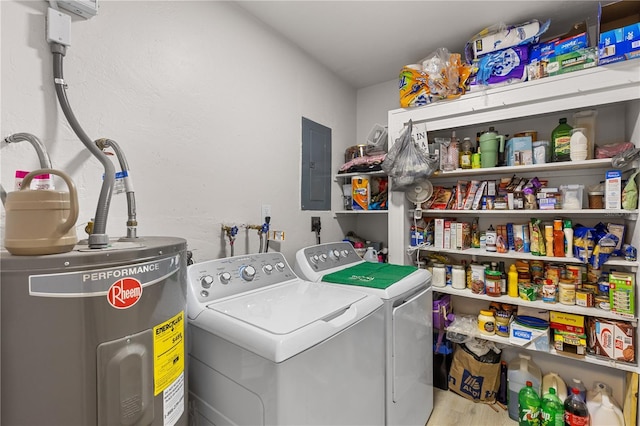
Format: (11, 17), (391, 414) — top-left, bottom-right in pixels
(426, 389), (517, 426)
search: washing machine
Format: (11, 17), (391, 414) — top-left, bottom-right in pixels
(294, 241), (433, 426)
(186, 252), (385, 426)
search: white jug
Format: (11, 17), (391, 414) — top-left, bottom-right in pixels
(542, 372), (568, 402)
(363, 247), (378, 262)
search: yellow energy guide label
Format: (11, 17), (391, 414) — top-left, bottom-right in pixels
(153, 311), (185, 396)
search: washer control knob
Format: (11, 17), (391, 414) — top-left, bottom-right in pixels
(218, 272), (232, 285)
(340, 250), (349, 258)
(275, 261), (286, 272)
(320, 253), (328, 262)
(200, 275), (214, 289)
(263, 264), (274, 274)
(310, 255), (320, 264)
(241, 265), (256, 281)
(329, 249), (340, 260)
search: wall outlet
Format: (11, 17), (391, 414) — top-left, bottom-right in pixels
(261, 204), (272, 221)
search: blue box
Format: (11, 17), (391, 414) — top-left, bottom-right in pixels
(555, 33), (589, 56)
(506, 136), (533, 166)
(598, 1), (640, 65)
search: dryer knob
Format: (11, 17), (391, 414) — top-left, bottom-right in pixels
(241, 265), (256, 281)
(329, 249), (340, 260)
(263, 264), (274, 274)
(200, 275), (214, 289)
(218, 272), (232, 284)
(275, 261), (285, 272)
(320, 254), (328, 262)
(310, 255), (320, 264)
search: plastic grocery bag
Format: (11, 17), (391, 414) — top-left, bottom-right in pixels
(381, 120), (438, 191)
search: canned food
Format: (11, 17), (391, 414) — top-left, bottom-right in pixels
(576, 289), (594, 307)
(546, 264), (562, 284)
(565, 265), (582, 284)
(542, 281), (557, 303)
(530, 260), (545, 279)
(495, 311), (511, 337)
(558, 282), (576, 305)
(594, 295), (611, 310)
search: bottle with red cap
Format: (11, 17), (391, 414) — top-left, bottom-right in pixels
(564, 387), (589, 426)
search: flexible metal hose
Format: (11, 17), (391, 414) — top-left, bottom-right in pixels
(96, 138), (137, 239)
(4, 133), (53, 169)
(51, 42), (114, 249)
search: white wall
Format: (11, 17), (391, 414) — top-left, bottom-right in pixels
(1, 0), (357, 264)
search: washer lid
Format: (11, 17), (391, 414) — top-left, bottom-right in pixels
(197, 280), (382, 363)
(210, 280), (366, 334)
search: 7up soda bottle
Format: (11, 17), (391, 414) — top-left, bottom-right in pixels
(519, 381), (541, 426)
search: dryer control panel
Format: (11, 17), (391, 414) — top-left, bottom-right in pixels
(187, 252), (298, 309)
(294, 242), (363, 278)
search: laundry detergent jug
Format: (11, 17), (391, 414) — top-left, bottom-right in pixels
(590, 393), (624, 426)
(508, 354), (542, 421)
(4, 168), (78, 255)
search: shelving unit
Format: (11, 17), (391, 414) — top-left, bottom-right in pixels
(387, 60), (640, 397)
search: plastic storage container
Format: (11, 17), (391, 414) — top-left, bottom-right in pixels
(508, 354), (542, 421)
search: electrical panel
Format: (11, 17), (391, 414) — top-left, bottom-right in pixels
(57, 0), (98, 19)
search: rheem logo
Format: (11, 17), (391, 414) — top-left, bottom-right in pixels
(107, 277), (143, 309)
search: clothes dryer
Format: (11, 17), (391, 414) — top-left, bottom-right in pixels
(294, 241), (433, 426)
(187, 252), (385, 426)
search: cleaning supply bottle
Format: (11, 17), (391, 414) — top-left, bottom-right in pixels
(508, 264), (519, 297)
(508, 354), (542, 421)
(518, 381), (541, 426)
(541, 387), (564, 426)
(563, 219), (573, 257)
(564, 387), (589, 426)
(551, 117), (573, 162)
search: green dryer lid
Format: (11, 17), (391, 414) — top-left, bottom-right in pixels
(321, 262), (418, 289)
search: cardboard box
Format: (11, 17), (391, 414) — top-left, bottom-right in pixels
(609, 271), (635, 317)
(548, 47), (598, 76)
(587, 317), (636, 363)
(554, 329), (587, 355)
(605, 169), (622, 210)
(510, 321), (549, 351)
(550, 311), (585, 331)
(506, 136), (533, 166)
(434, 218), (444, 249)
(528, 21), (589, 80)
(598, 1), (640, 65)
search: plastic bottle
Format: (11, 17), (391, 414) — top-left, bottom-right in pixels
(542, 372), (568, 402)
(551, 118), (573, 162)
(563, 219), (573, 258)
(553, 219), (565, 257)
(508, 354), (542, 421)
(519, 381), (541, 426)
(570, 379), (587, 402)
(460, 137), (473, 169)
(363, 247), (378, 262)
(589, 392), (624, 426)
(497, 361), (508, 405)
(508, 264), (519, 297)
(541, 387), (564, 426)
(564, 387), (589, 426)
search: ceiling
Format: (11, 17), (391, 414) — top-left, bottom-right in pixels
(235, 1), (604, 89)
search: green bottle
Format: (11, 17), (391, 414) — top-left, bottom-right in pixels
(551, 118), (573, 162)
(540, 387), (563, 426)
(519, 380), (541, 426)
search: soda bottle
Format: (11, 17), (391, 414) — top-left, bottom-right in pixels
(564, 387), (589, 426)
(541, 387), (564, 426)
(519, 380), (541, 426)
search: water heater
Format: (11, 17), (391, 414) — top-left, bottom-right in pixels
(1, 236), (188, 425)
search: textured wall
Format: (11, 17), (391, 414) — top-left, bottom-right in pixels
(1, 1), (357, 264)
